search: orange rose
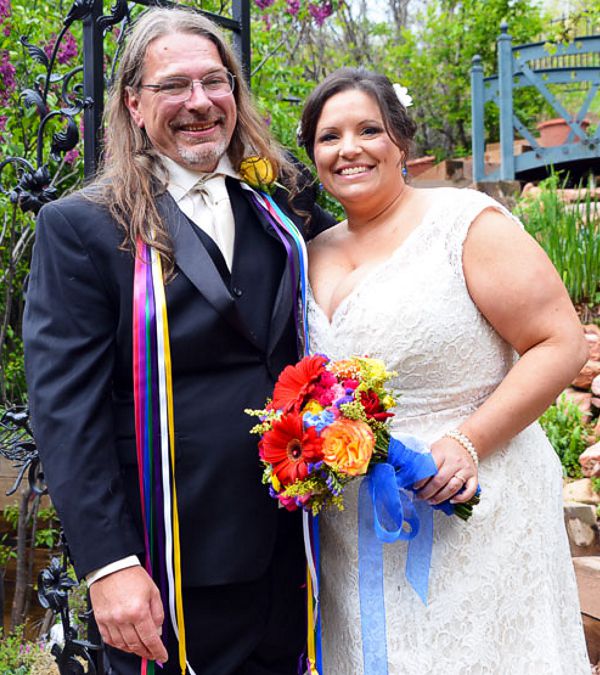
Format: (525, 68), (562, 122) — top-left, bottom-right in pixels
(321, 419), (374, 476)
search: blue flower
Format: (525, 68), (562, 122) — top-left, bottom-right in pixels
(303, 409), (335, 433)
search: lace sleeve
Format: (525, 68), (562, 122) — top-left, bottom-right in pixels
(445, 188), (524, 276)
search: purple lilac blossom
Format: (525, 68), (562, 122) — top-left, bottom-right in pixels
(45, 31), (78, 65)
(286, 0), (300, 16)
(309, 1), (333, 26)
(254, 0), (275, 8)
(0, 50), (16, 105)
(0, 0), (11, 22)
(64, 148), (80, 165)
(58, 31), (78, 65)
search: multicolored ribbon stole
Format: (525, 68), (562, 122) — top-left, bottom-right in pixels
(133, 240), (189, 675)
(242, 186), (311, 355)
(240, 184), (320, 673)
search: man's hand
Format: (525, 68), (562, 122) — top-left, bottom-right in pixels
(90, 566), (168, 663)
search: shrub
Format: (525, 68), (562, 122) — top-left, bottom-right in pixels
(517, 174), (600, 306)
(539, 393), (590, 478)
(0, 626), (43, 674)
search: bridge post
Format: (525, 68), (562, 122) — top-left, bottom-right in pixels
(471, 55), (485, 182)
(497, 22), (515, 180)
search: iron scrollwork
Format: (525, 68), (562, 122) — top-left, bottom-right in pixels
(0, 1), (95, 215)
(1, 407), (103, 674)
(39, 552), (103, 675)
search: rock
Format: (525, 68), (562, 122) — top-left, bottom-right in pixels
(586, 333), (600, 362)
(592, 397), (600, 411)
(572, 360), (600, 390)
(564, 501), (599, 526)
(560, 388), (592, 416)
(581, 443), (600, 477)
(585, 324), (600, 339)
(563, 478), (600, 504)
(567, 517), (596, 547)
(593, 374), (600, 397)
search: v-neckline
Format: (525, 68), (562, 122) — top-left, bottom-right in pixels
(310, 198), (440, 327)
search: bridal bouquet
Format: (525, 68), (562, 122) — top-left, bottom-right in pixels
(247, 354), (479, 519)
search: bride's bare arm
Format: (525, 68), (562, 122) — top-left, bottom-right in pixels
(416, 207), (587, 506)
(460, 208), (587, 457)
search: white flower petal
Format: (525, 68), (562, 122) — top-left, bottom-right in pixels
(393, 82), (413, 108)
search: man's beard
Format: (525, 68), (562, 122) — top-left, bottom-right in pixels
(175, 136), (229, 171)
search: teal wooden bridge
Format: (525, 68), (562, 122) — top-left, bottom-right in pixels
(471, 23), (600, 183)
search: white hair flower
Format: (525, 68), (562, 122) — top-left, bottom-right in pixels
(393, 83), (413, 108)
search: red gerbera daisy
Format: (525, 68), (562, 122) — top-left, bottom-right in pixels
(259, 412), (324, 486)
(269, 354), (328, 412)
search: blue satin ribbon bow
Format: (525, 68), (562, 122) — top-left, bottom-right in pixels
(357, 433), (438, 675)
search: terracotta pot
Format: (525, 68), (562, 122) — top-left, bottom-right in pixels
(536, 118), (590, 147)
(406, 156), (436, 178)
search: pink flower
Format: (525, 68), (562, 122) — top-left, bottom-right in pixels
(255, 0), (275, 8)
(311, 370), (338, 406)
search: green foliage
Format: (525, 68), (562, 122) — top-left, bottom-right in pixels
(539, 394), (590, 478)
(0, 533), (15, 568)
(3, 502), (59, 549)
(0, 626), (42, 674)
(517, 174), (600, 305)
(34, 505), (59, 549)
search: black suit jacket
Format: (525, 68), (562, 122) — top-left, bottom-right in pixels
(23, 177), (333, 585)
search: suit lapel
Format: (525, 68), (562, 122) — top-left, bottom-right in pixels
(156, 191), (257, 346)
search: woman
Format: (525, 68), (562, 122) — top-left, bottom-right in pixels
(300, 67), (590, 674)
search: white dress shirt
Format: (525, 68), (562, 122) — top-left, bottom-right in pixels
(163, 154), (240, 270)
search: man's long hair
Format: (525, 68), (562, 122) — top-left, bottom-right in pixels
(87, 7), (297, 276)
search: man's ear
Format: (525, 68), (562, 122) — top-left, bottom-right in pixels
(124, 87), (145, 129)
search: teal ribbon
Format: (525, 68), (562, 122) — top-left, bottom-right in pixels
(358, 433), (438, 674)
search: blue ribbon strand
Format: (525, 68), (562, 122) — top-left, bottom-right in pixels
(358, 434), (438, 675)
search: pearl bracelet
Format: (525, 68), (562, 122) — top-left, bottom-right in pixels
(444, 430), (479, 468)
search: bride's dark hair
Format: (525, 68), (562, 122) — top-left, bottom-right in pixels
(299, 67), (417, 162)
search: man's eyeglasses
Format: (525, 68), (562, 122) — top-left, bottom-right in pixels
(139, 72), (235, 103)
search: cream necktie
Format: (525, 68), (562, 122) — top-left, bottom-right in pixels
(191, 174), (235, 271)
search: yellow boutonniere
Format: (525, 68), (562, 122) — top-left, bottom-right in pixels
(239, 156), (276, 192)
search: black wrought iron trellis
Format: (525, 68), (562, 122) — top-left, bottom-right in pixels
(0, 0), (251, 213)
(0, 2), (251, 672)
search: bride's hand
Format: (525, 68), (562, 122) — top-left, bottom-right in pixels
(413, 436), (479, 505)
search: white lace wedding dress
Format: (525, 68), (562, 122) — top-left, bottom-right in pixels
(307, 188), (590, 674)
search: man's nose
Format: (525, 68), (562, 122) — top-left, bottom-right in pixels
(184, 82), (213, 110)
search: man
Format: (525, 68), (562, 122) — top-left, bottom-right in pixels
(23, 7), (332, 674)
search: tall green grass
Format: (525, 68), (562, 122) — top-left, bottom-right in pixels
(517, 175), (600, 305)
